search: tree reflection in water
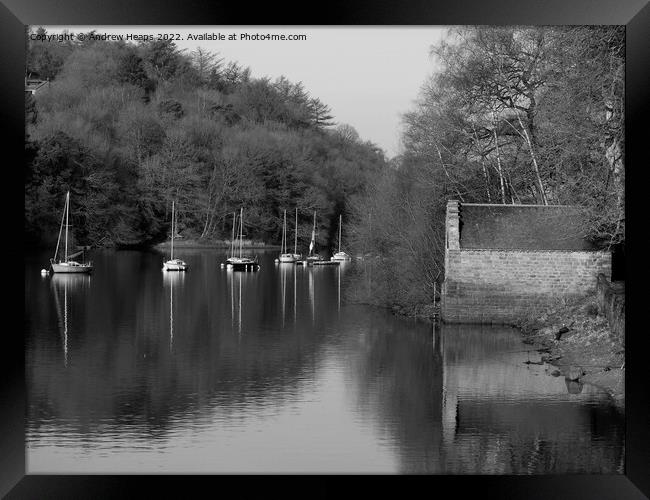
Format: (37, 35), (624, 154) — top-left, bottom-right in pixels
(26, 250), (623, 473)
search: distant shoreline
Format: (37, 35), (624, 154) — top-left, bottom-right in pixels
(155, 239), (281, 250)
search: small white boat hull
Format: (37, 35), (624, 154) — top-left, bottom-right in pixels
(51, 261), (93, 273)
(227, 257), (259, 271)
(331, 252), (352, 261)
(231, 262), (259, 271)
(279, 254), (297, 263)
(163, 259), (188, 271)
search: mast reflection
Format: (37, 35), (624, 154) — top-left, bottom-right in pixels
(51, 274), (91, 367)
(337, 264), (341, 314)
(228, 269), (244, 336)
(163, 271), (185, 352)
(281, 262), (287, 328)
(309, 268), (314, 324)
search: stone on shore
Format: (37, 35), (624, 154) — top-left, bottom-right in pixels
(567, 366), (584, 381)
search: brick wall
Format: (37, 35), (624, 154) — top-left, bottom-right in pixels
(441, 201), (612, 324)
(442, 249), (612, 323)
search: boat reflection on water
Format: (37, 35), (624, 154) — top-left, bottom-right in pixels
(163, 271), (186, 352)
(309, 267), (314, 324)
(336, 260), (351, 314)
(226, 267), (259, 336)
(26, 250), (623, 474)
(278, 264), (300, 329)
(50, 274), (91, 367)
(280, 262), (287, 328)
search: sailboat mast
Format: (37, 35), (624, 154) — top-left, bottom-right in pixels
(170, 200), (175, 260)
(54, 193), (66, 262)
(239, 208), (243, 258)
(283, 209), (287, 253)
(64, 191), (70, 262)
(294, 208), (298, 255)
(231, 211), (236, 258)
(339, 214), (342, 254)
(309, 210), (316, 256)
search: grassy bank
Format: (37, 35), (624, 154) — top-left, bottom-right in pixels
(513, 294), (624, 409)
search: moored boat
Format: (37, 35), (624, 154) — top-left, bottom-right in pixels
(163, 200), (188, 271)
(163, 258), (188, 271)
(229, 256), (260, 271)
(305, 210), (324, 263)
(291, 207), (302, 261)
(279, 254), (296, 263)
(227, 208), (260, 271)
(50, 191), (93, 274)
(278, 209), (297, 263)
(331, 214), (352, 261)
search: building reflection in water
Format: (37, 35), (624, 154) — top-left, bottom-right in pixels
(436, 324), (623, 474)
(347, 320), (624, 474)
(26, 251), (624, 474)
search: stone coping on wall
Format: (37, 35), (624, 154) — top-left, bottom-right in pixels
(460, 203), (576, 207)
(450, 248), (608, 253)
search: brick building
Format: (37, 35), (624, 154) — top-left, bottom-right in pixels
(441, 201), (611, 324)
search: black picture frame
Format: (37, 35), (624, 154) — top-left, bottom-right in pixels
(5, 1), (648, 498)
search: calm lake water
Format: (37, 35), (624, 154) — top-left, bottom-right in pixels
(25, 249), (624, 474)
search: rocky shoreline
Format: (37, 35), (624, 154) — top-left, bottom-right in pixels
(514, 294), (625, 410)
(367, 297), (624, 412)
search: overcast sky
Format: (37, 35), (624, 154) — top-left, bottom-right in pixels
(42, 26), (448, 158)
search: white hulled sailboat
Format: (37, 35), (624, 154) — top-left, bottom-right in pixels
(291, 207), (302, 260)
(227, 208), (259, 271)
(50, 191), (93, 274)
(163, 200), (188, 271)
(279, 209), (297, 263)
(226, 211), (237, 266)
(331, 214), (352, 261)
(305, 210), (324, 263)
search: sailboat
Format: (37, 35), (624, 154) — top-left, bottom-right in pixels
(226, 211), (238, 266)
(331, 214), (352, 261)
(291, 207), (302, 260)
(227, 208), (260, 271)
(163, 200), (188, 271)
(50, 191), (93, 274)
(305, 211), (324, 264)
(279, 209), (297, 263)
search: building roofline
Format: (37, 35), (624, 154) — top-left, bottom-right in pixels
(459, 203), (580, 208)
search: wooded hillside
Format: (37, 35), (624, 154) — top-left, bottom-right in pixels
(346, 26), (625, 316)
(25, 27), (388, 249)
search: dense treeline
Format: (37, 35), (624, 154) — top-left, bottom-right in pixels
(347, 26), (625, 316)
(25, 27), (387, 250)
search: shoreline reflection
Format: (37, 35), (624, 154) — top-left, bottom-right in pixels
(26, 250), (623, 474)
